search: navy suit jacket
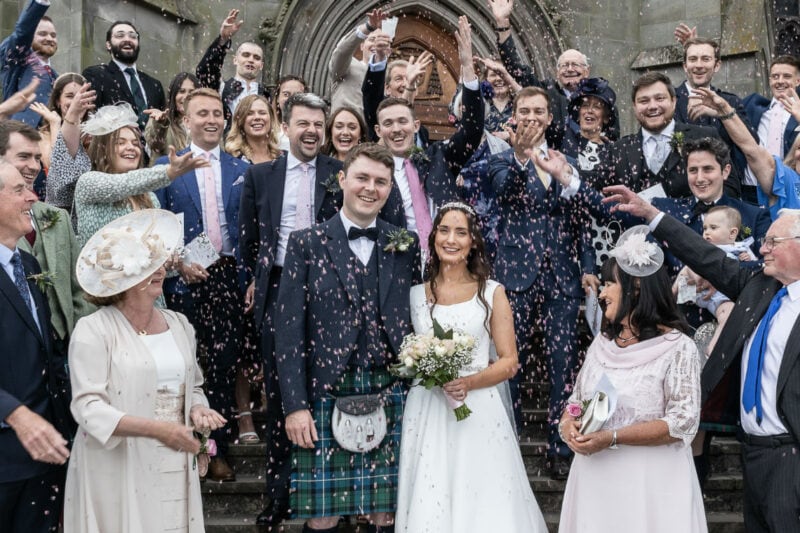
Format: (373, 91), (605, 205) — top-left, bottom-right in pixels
(274, 216), (421, 415)
(743, 91), (800, 157)
(0, 250), (72, 482)
(0, 0), (56, 126)
(82, 61), (166, 128)
(489, 149), (595, 296)
(154, 149), (249, 295)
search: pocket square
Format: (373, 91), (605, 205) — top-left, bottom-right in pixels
(233, 176), (245, 186)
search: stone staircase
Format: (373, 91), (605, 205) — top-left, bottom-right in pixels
(202, 403), (746, 532)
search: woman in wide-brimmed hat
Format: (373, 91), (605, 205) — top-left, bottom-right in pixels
(64, 209), (226, 533)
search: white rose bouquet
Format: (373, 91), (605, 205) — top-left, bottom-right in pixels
(390, 318), (476, 421)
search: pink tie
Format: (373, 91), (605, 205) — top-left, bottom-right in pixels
(404, 159), (433, 251)
(201, 151), (223, 252)
(294, 163), (313, 230)
(766, 104), (784, 157)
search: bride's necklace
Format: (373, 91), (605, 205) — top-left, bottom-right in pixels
(121, 307), (156, 336)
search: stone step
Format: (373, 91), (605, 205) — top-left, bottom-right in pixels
(203, 511), (744, 533)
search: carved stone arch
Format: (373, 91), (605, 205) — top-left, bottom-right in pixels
(262, 0), (563, 136)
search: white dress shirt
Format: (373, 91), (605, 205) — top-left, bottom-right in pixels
(276, 153), (317, 266)
(740, 279), (800, 435)
(339, 211), (377, 265)
(113, 59), (148, 108)
(744, 99), (792, 186)
(190, 143), (233, 255)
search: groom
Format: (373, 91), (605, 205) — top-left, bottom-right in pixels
(275, 142), (420, 532)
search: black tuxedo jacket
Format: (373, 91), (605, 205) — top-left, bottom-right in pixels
(593, 122), (741, 199)
(0, 250), (73, 482)
(82, 61), (166, 119)
(274, 216), (421, 415)
(653, 215), (800, 441)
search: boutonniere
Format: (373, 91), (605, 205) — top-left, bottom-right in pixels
(406, 145), (430, 166)
(37, 209), (61, 232)
(384, 228), (414, 253)
(670, 132), (685, 155)
(27, 271), (54, 292)
(741, 225), (752, 238)
(323, 172), (342, 194)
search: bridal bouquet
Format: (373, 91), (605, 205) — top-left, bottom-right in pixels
(390, 319), (476, 421)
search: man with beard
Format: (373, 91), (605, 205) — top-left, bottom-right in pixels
(0, 0), (59, 127)
(82, 21), (165, 130)
(196, 9), (269, 127)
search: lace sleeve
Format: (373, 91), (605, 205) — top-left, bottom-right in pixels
(660, 337), (701, 445)
(45, 131), (92, 210)
(74, 166), (171, 205)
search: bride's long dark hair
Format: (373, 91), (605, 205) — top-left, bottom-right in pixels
(425, 203), (492, 331)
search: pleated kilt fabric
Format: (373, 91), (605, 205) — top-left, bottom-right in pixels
(290, 366), (404, 518)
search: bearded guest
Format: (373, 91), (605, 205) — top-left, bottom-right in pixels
(82, 21), (166, 130)
(0, 0), (59, 126)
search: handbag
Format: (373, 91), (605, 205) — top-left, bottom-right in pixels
(331, 394), (387, 453)
(580, 391), (610, 435)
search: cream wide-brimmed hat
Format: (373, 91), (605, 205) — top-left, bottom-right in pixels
(76, 209), (182, 298)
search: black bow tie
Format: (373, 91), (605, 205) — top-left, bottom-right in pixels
(348, 226), (378, 241)
(692, 201), (715, 217)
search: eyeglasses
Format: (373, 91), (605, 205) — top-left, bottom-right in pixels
(557, 62), (587, 70)
(760, 235), (800, 250)
(112, 31), (139, 40)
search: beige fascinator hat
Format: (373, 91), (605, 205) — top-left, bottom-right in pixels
(81, 102), (139, 137)
(77, 209), (182, 297)
(608, 225), (664, 277)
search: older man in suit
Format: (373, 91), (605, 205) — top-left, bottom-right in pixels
(0, 0), (58, 126)
(593, 72), (741, 199)
(0, 121), (93, 360)
(607, 183), (800, 533)
(82, 21), (166, 130)
(154, 88), (248, 482)
(488, 86), (596, 480)
(275, 142), (420, 532)
(0, 162), (73, 533)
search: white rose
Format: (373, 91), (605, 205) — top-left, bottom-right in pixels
(434, 345), (448, 357)
(404, 357), (415, 368)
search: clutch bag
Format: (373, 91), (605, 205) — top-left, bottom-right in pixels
(580, 391), (610, 435)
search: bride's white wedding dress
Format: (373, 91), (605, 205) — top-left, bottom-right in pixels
(395, 281), (548, 533)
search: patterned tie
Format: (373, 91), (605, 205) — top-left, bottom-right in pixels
(200, 151), (223, 252)
(10, 252), (34, 316)
(647, 135), (669, 174)
(742, 286), (788, 424)
(765, 103), (784, 157)
(294, 163), (314, 230)
(404, 159), (433, 252)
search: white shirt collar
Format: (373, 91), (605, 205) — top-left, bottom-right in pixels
(339, 210), (377, 231)
(190, 143), (220, 160)
(0, 244), (17, 266)
(785, 279), (800, 301)
(642, 119), (676, 142)
(287, 152), (316, 171)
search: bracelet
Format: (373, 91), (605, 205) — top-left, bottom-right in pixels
(63, 117), (78, 126)
(718, 109), (736, 121)
(609, 430), (618, 449)
(365, 21), (377, 33)
(494, 25), (511, 32)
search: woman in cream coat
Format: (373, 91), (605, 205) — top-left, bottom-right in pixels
(64, 210), (226, 533)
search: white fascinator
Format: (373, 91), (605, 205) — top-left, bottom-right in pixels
(608, 225), (664, 277)
(81, 102), (139, 137)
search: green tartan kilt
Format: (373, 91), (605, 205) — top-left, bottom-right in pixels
(290, 367), (405, 518)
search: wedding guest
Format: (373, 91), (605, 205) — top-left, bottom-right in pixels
(225, 94), (281, 164)
(559, 226), (706, 533)
(144, 72), (199, 159)
(396, 202), (547, 533)
(273, 75), (308, 151)
(322, 106), (368, 161)
(29, 72), (85, 172)
(64, 209), (225, 533)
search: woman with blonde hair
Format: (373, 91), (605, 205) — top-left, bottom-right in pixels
(225, 94), (281, 164)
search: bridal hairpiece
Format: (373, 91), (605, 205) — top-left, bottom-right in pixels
(608, 225), (664, 277)
(440, 201), (477, 216)
(81, 102), (139, 137)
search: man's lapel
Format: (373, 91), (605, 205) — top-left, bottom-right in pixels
(376, 220), (396, 309)
(270, 156), (288, 232)
(314, 157), (333, 219)
(107, 61), (135, 103)
(324, 218), (361, 307)
(219, 153), (239, 213)
(0, 260), (43, 343)
(778, 296), (800, 396)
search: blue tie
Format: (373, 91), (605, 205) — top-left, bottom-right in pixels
(742, 286), (788, 423)
(10, 252), (34, 316)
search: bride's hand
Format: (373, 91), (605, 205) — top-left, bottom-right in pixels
(443, 377), (472, 401)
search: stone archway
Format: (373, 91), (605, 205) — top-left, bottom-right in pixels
(260, 0), (563, 138)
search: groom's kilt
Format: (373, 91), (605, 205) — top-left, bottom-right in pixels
(290, 367), (404, 518)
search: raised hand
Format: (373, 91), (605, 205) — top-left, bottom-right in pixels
(220, 9), (244, 42)
(687, 86), (732, 120)
(372, 33), (392, 63)
(30, 101), (61, 126)
(165, 145), (211, 180)
(366, 8), (386, 31)
(674, 23), (697, 45)
(532, 148), (573, 185)
(488, 0), (514, 25)
(405, 51), (434, 89)
(510, 120), (543, 160)
(143, 108), (166, 123)
(0, 78), (39, 119)
(475, 56), (522, 91)
(602, 184), (660, 221)
(455, 16), (477, 82)
(64, 82), (97, 124)
(777, 92), (800, 121)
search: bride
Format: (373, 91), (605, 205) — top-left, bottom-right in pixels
(395, 202), (547, 533)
